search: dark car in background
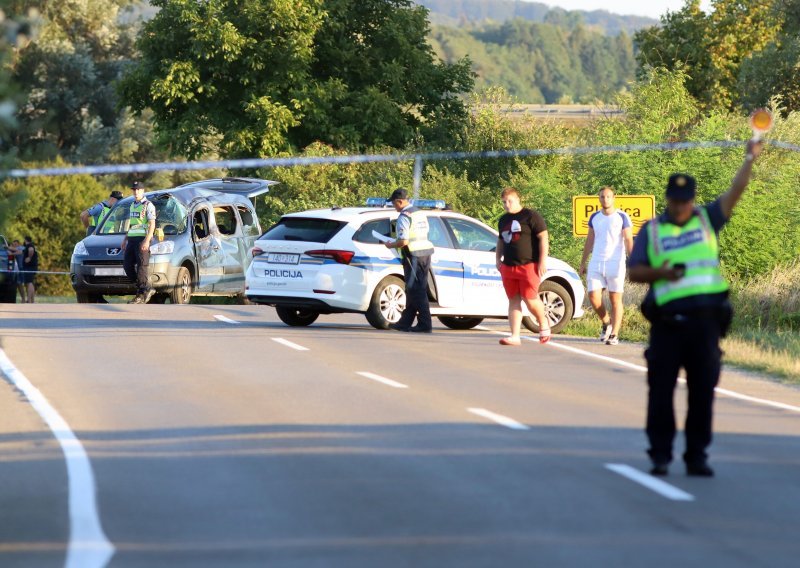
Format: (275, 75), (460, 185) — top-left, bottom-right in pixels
(0, 235), (17, 303)
(70, 177), (275, 303)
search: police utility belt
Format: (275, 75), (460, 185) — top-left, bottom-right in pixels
(641, 294), (733, 337)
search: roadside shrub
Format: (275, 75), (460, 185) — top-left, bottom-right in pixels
(0, 163), (111, 296)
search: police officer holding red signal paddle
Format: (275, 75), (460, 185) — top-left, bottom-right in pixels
(628, 132), (765, 478)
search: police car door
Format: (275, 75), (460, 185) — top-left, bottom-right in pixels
(425, 215), (462, 307)
(444, 217), (507, 313)
(191, 206), (222, 291)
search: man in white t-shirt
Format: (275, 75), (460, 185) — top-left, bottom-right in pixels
(579, 186), (634, 345)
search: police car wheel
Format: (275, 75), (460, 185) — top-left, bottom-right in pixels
(437, 316), (484, 330)
(521, 280), (574, 334)
(366, 276), (406, 329)
(275, 307), (319, 327)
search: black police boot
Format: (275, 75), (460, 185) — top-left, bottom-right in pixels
(686, 462), (715, 477)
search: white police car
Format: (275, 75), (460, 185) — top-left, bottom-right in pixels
(245, 199), (585, 332)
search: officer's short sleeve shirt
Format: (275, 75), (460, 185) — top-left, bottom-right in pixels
(87, 203), (104, 217)
(396, 206), (413, 240)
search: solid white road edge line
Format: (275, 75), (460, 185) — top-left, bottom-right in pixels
(356, 372), (409, 389)
(0, 348), (115, 568)
(476, 327), (800, 414)
(271, 337), (309, 351)
(213, 315), (240, 324)
(605, 463), (695, 502)
(468, 407), (531, 431)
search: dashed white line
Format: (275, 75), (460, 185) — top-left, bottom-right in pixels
(356, 371), (409, 389)
(606, 463), (695, 502)
(271, 337), (309, 351)
(0, 349), (115, 568)
(214, 315), (240, 324)
(467, 407), (530, 430)
(477, 327), (800, 414)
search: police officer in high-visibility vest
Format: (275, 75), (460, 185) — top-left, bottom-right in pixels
(628, 139), (764, 477)
(121, 181), (157, 304)
(81, 190), (123, 236)
(384, 188), (435, 333)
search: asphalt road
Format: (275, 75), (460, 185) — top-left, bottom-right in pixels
(1, 304), (799, 568)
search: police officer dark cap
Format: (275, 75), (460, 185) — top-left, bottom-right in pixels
(130, 181), (143, 190)
(665, 173), (697, 201)
(389, 188), (408, 202)
(110, 190), (124, 199)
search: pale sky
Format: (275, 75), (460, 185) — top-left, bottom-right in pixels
(539, 0), (712, 20)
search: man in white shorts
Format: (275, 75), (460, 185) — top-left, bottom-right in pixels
(579, 186), (633, 345)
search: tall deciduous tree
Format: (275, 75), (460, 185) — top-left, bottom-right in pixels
(120, 0), (325, 159)
(295, 0), (474, 150)
(11, 0), (139, 160)
(738, 0), (800, 113)
(119, 0), (474, 158)
(635, 0), (779, 111)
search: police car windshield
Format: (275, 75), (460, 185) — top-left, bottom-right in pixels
(95, 196), (188, 235)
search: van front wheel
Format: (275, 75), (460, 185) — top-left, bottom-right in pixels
(169, 267), (193, 304)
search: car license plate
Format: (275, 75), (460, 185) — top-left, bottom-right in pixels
(93, 267), (126, 276)
(266, 252), (300, 265)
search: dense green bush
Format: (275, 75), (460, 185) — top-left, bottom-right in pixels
(0, 164), (113, 296)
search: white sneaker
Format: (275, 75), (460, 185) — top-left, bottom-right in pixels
(599, 322), (612, 342)
(606, 335), (619, 345)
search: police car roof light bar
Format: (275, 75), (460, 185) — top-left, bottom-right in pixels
(364, 197), (446, 209)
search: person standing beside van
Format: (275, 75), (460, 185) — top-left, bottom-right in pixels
(121, 181), (156, 304)
(81, 190), (123, 235)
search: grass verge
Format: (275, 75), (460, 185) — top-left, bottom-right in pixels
(566, 264), (800, 384)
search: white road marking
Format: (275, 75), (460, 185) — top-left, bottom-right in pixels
(606, 463), (695, 502)
(0, 349), (115, 568)
(712, 387), (800, 413)
(546, 340), (648, 372)
(356, 372), (408, 389)
(271, 337), (309, 351)
(214, 315), (240, 324)
(477, 327), (800, 414)
(467, 407), (530, 431)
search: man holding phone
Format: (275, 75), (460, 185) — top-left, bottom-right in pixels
(628, 138), (764, 478)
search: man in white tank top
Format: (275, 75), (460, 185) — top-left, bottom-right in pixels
(579, 186), (634, 345)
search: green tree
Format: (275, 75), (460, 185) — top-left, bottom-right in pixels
(293, 0), (474, 150)
(636, 0), (779, 111)
(120, 0), (473, 157)
(11, 0), (139, 161)
(0, 2), (30, 232)
(738, 0), (800, 113)
(120, 0), (325, 159)
(0, 164), (110, 295)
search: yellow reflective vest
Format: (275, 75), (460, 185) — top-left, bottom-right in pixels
(395, 207), (434, 257)
(646, 208), (729, 307)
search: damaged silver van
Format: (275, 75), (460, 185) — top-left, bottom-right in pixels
(70, 177), (275, 303)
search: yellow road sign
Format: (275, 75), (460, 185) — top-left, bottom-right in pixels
(572, 195), (655, 237)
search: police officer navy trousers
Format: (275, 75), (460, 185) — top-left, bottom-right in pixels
(645, 314), (722, 467)
(396, 253), (432, 331)
(123, 236), (151, 296)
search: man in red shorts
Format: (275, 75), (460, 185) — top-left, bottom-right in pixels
(495, 187), (551, 345)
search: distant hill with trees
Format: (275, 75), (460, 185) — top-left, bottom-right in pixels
(429, 19), (637, 104)
(417, 0), (657, 35)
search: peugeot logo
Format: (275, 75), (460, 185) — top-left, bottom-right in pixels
(107, 247), (121, 255)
